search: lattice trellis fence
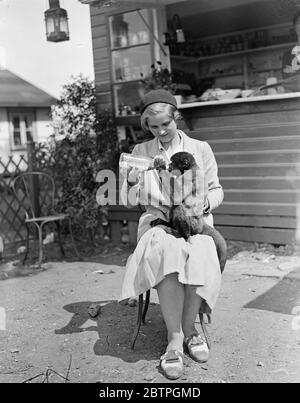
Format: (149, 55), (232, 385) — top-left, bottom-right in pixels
(0, 153), (30, 245)
(0, 141), (53, 246)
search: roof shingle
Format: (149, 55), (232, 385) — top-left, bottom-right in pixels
(0, 69), (57, 107)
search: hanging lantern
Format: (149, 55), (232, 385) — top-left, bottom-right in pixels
(44, 0), (69, 42)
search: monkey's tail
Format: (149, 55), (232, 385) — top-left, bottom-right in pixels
(201, 225), (227, 273)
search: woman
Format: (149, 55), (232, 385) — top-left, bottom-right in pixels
(120, 89), (224, 380)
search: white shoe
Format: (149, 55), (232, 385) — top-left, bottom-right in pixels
(184, 333), (209, 363)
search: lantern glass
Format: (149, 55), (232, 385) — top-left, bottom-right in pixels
(60, 17), (69, 33)
(46, 18), (55, 34)
(44, 3), (69, 42)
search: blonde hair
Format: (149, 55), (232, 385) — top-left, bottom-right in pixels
(140, 103), (181, 133)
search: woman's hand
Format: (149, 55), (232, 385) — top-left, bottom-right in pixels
(127, 167), (141, 186)
(203, 199), (210, 215)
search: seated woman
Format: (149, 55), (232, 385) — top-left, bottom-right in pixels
(119, 89), (224, 380)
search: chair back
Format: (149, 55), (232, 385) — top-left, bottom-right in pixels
(13, 172), (56, 220)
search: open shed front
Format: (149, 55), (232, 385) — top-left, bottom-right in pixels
(80, 0), (300, 245)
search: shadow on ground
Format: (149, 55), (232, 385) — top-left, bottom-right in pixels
(55, 300), (167, 363)
(244, 269), (300, 315)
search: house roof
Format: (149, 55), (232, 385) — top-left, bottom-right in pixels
(0, 69), (57, 108)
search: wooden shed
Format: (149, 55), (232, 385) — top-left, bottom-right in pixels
(79, 0), (300, 245)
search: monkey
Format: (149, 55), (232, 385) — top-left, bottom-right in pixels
(150, 151), (227, 273)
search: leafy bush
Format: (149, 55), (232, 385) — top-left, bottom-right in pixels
(34, 75), (119, 240)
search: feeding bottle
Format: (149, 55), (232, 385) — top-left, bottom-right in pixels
(119, 153), (154, 171)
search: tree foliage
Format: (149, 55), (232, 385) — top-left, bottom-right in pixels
(35, 75), (118, 239)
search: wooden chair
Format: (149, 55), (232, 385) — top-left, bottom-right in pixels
(13, 171), (81, 268)
(131, 290), (211, 350)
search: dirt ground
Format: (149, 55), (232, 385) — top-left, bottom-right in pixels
(0, 240), (300, 383)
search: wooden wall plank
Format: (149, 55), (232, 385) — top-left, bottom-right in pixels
(92, 47), (109, 60)
(189, 123), (300, 141)
(94, 58), (110, 72)
(220, 177), (300, 190)
(214, 214), (297, 229)
(95, 70), (111, 84)
(215, 150), (300, 165)
(90, 13), (106, 27)
(91, 24), (107, 38)
(96, 83), (111, 93)
(191, 130), (300, 141)
(219, 164), (300, 177)
(92, 36), (108, 49)
(182, 100), (300, 122)
(215, 225), (296, 244)
(223, 190), (300, 204)
(209, 136), (300, 153)
(215, 202), (296, 216)
(96, 93), (112, 109)
(186, 112), (300, 132)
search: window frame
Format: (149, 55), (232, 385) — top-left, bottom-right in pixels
(108, 8), (159, 117)
(8, 109), (36, 151)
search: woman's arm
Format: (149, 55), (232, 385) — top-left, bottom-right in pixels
(120, 144), (142, 207)
(202, 141), (224, 212)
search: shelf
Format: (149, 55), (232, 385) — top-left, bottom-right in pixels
(113, 78), (142, 85)
(111, 42), (150, 52)
(186, 22), (291, 44)
(200, 67), (282, 80)
(171, 42), (295, 64)
(200, 71), (243, 79)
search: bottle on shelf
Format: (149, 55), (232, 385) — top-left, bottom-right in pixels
(173, 14), (185, 43)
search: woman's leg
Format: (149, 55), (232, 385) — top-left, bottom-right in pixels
(181, 285), (202, 337)
(156, 273), (185, 352)
(181, 285), (209, 363)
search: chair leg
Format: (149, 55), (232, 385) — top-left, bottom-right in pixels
(131, 294), (144, 350)
(37, 224), (44, 270)
(66, 217), (82, 260)
(199, 312), (211, 350)
(142, 290), (151, 324)
(55, 221), (65, 258)
(22, 223), (30, 266)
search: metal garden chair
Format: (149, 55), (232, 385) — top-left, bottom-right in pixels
(13, 171), (81, 268)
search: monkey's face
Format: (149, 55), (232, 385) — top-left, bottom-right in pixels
(169, 152), (197, 174)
